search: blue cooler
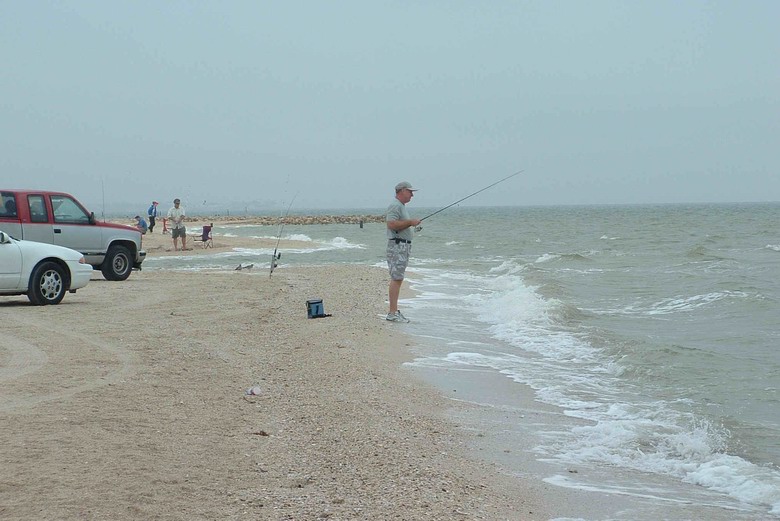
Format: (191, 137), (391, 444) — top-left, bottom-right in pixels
(306, 299), (324, 318)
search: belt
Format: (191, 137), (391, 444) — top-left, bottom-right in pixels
(390, 238), (411, 244)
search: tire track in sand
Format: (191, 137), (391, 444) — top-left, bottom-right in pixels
(0, 333), (47, 380)
(0, 316), (136, 413)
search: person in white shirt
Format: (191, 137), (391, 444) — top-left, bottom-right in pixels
(167, 198), (187, 251)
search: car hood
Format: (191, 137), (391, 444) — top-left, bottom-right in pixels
(11, 237), (86, 261)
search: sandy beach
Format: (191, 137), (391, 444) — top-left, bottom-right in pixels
(1, 225), (556, 520)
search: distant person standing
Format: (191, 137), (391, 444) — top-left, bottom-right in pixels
(147, 201), (159, 233)
(385, 181), (421, 323)
(167, 198), (187, 251)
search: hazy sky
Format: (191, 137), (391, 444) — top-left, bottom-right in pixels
(2, 1), (778, 213)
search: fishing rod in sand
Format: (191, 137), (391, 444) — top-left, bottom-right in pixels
(414, 169), (524, 231)
(269, 191), (299, 278)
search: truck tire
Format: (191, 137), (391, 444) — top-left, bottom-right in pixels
(102, 245), (132, 281)
(28, 261), (67, 305)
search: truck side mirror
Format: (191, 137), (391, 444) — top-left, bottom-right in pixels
(89, 212), (96, 225)
(0, 231), (9, 244)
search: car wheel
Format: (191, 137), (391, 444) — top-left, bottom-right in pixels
(28, 261), (67, 305)
(101, 245), (132, 281)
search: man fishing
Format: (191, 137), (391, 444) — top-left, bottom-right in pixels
(385, 181), (422, 323)
(383, 171), (523, 322)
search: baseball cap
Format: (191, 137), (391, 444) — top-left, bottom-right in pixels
(152, 201), (158, 204)
(395, 181), (417, 192)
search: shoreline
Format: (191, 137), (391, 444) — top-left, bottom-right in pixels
(1, 265), (555, 519)
(3, 217), (757, 519)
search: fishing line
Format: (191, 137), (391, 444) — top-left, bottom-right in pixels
(415, 169), (524, 230)
(269, 191), (298, 277)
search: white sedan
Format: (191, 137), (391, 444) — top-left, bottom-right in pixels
(0, 231), (93, 305)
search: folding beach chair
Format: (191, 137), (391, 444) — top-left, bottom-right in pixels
(195, 223), (213, 248)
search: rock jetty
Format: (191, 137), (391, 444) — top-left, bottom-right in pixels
(188, 214), (385, 226)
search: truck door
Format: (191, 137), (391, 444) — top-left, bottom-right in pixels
(22, 194), (55, 244)
(50, 194), (103, 255)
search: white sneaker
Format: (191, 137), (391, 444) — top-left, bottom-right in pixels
(385, 311), (410, 323)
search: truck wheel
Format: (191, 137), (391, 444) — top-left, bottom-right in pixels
(28, 261), (67, 305)
(102, 245), (132, 281)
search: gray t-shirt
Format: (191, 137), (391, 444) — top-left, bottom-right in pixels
(386, 199), (413, 241)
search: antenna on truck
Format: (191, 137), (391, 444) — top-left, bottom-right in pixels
(100, 178), (106, 222)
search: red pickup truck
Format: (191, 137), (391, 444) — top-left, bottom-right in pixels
(0, 190), (146, 281)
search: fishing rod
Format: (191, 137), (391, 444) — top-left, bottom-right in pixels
(415, 169), (524, 229)
(269, 191), (298, 278)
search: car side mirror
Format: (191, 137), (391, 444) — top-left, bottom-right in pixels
(0, 231), (9, 244)
(89, 212), (96, 225)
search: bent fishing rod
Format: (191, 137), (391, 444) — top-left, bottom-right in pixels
(415, 169), (524, 229)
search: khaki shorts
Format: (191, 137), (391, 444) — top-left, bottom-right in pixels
(386, 241), (411, 280)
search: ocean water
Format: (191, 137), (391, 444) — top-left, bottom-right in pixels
(144, 203), (780, 519)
